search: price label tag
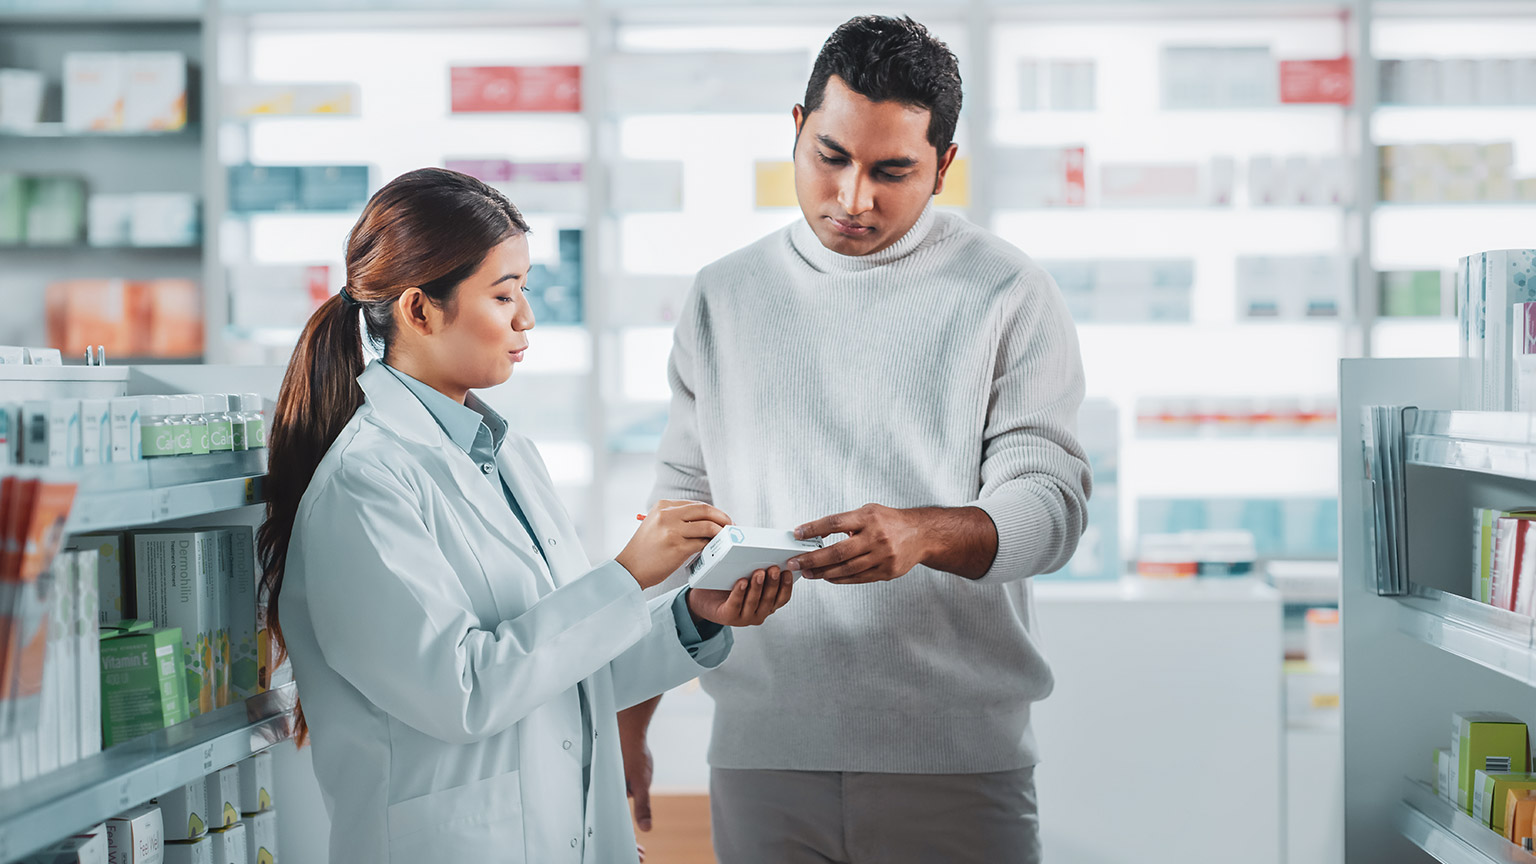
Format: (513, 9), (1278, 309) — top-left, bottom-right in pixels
(154, 490), (174, 521)
(117, 778), (133, 809)
(244, 479), (257, 505)
(202, 743), (216, 772)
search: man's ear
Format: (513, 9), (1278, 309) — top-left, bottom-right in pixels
(933, 143), (959, 196)
(792, 104), (808, 156)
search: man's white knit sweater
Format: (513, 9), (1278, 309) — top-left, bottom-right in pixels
(651, 204), (1092, 774)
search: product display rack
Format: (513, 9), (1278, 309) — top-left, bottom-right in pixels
(0, 685), (295, 863)
(0, 363), (287, 862)
(1343, 359), (1536, 863)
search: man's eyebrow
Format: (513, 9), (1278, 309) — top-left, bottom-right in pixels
(815, 135), (917, 170)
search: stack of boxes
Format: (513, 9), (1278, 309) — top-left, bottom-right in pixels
(1436, 711), (1536, 849)
(1379, 142), (1536, 203)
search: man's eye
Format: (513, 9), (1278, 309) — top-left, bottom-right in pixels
(878, 171), (908, 181)
(817, 152), (847, 166)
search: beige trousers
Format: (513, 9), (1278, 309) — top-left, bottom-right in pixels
(709, 766), (1041, 864)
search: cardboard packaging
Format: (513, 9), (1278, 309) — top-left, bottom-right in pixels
(1453, 712), (1531, 813)
(244, 810), (276, 864)
(130, 194), (198, 248)
(99, 621), (189, 748)
(71, 534), (127, 624)
(106, 804), (165, 864)
(74, 549), (101, 760)
(450, 65), (582, 113)
(1437, 748), (1454, 801)
(297, 166), (369, 212)
(135, 531), (226, 715)
(0, 68), (45, 132)
(227, 265), (329, 331)
(223, 529), (261, 701)
(22, 400), (81, 468)
(163, 837), (209, 864)
(79, 399), (110, 466)
(208, 824), (247, 864)
(158, 777), (210, 841)
(110, 399), (142, 464)
(63, 53), (124, 132)
(88, 194), (135, 248)
(40, 551), (79, 774)
(227, 167), (300, 213)
(122, 52), (187, 132)
(1508, 789), (1536, 844)
(238, 751), (274, 814)
(1475, 770), (1536, 832)
(30, 832), (108, 864)
(685, 526), (823, 591)
(26, 175), (86, 245)
(206, 764), (240, 829)
(1515, 302), (1536, 413)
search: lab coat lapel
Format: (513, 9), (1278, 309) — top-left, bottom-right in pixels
(357, 362), (557, 594)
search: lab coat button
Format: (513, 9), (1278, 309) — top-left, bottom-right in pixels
(563, 739), (573, 750)
(549, 537), (558, 546)
(588, 828), (594, 837)
(570, 838), (578, 847)
(481, 463), (494, 474)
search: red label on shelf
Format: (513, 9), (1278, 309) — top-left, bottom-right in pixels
(1279, 58), (1353, 105)
(450, 65), (582, 113)
(306, 265), (330, 308)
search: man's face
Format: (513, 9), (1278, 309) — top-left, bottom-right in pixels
(793, 75), (957, 256)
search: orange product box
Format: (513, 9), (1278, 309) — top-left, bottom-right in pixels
(1507, 788), (1536, 845)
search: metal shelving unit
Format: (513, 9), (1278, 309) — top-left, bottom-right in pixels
(1400, 779), (1536, 864)
(0, 685), (295, 863)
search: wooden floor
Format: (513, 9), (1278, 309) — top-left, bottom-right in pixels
(633, 794), (716, 864)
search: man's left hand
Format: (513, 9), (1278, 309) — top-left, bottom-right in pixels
(788, 504), (929, 584)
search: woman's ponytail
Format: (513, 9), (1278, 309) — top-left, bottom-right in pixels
(254, 168), (529, 748)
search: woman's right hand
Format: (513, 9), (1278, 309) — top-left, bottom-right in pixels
(615, 500), (732, 590)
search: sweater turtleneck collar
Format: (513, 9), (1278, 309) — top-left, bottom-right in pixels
(789, 202), (939, 273)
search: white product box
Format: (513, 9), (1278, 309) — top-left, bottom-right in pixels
(1048, 59), (1096, 111)
(223, 528), (261, 701)
(208, 824), (247, 864)
(106, 804), (165, 864)
(74, 548), (102, 759)
(63, 53), (124, 132)
(1405, 59), (1442, 104)
(158, 777), (210, 841)
(1466, 250), (1536, 410)
(122, 52), (187, 132)
(49, 555), (81, 771)
(73, 533), (127, 624)
(1017, 60), (1039, 111)
(26, 347), (62, 365)
(206, 765), (240, 830)
(88, 195), (136, 247)
(131, 194), (198, 247)
(685, 526), (823, 591)
(992, 146), (1085, 208)
(1248, 157), (1282, 205)
(238, 752), (274, 814)
(244, 810), (276, 864)
(1205, 156), (1235, 207)
(35, 832), (108, 864)
(606, 51), (806, 114)
(111, 397), (142, 463)
(0, 68), (45, 131)
(1443, 58), (1478, 104)
(1320, 157), (1351, 206)
(0, 346), (26, 364)
(1477, 59), (1516, 105)
(135, 531), (225, 716)
(292, 82), (360, 115)
(227, 265), (329, 331)
(609, 161), (684, 213)
(1099, 162), (1202, 207)
(1516, 58), (1536, 105)
(0, 401), (19, 466)
(223, 82), (359, 117)
(80, 399), (111, 466)
(164, 837), (210, 864)
(37, 562), (68, 776)
(22, 400), (81, 467)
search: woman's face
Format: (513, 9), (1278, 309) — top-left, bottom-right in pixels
(437, 234), (536, 391)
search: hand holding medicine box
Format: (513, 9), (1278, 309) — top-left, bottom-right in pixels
(1454, 712), (1530, 813)
(685, 526), (824, 591)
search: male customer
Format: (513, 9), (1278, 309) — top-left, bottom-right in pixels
(621, 15), (1092, 864)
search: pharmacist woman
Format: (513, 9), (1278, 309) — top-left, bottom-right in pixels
(256, 168), (792, 863)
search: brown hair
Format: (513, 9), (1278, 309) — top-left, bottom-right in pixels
(256, 167), (528, 745)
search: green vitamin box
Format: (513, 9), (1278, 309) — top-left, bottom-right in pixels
(100, 621), (189, 748)
(1454, 712), (1530, 814)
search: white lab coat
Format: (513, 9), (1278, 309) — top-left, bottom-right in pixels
(280, 361), (730, 863)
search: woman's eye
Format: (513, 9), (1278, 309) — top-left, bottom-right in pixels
(497, 295), (514, 303)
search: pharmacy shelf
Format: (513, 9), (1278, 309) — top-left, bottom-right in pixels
(0, 367), (129, 383)
(1399, 779), (1536, 864)
(0, 10), (202, 25)
(1395, 586), (1536, 687)
(0, 123), (198, 139)
(0, 244), (201, 252)
(66, 451), (268, 534)
(0, 684), (295, 863)
(1406, 410), (1536, 482)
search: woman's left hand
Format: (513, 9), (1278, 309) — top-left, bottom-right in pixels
(687, 566), (793, 627)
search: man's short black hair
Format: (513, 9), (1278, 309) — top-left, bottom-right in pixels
(802, 15), (963, 156)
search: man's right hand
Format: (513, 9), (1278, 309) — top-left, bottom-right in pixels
(620, 700), (660, 832)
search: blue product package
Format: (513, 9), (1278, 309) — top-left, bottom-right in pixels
(299, 166), (371, 211)
(228, 166), (301, 213)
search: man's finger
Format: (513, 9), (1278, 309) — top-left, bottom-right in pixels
(724, 577), (750, 617)
(794, 509), (856, 541)
(744, 569), (767, 611)
(681, 520), (724, 540)
(788, 535), (867, 572)
(774, 572), (794, 608)
(804, 554), (876, 582)
(753, 567), (785, 611)
(633, 783), (653, 832)
(825, 569), (887, 584)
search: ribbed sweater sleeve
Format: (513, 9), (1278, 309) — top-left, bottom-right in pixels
(971, 268), (1092, 583)
(651, 282), (713, 506)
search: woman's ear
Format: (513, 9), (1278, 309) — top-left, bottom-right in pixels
(395, 287), (436, 337)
